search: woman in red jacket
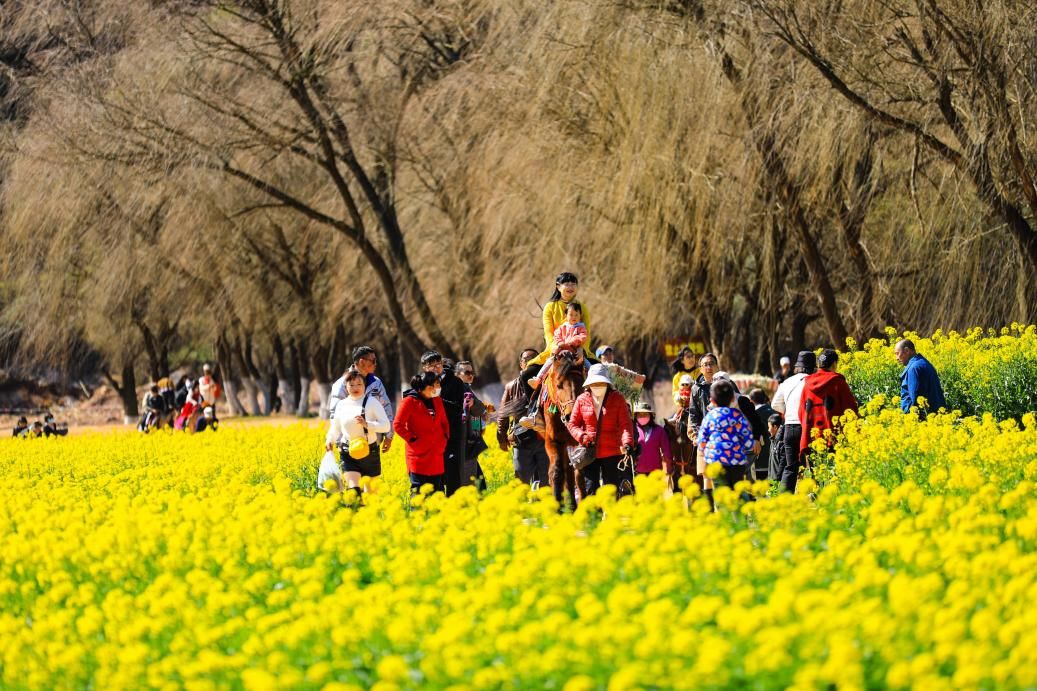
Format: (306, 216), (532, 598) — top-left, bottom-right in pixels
(393, 372), (451, 495)
(565, 364), (635, 497)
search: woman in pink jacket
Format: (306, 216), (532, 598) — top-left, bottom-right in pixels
(565, 364), (635, 497)
(632, 400), (673, 476)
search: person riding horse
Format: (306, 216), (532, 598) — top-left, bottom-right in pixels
(534, 349), (588, 509)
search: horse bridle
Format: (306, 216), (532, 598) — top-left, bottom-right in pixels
(554, 381), (577, 422)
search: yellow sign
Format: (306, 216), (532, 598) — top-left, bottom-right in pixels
(662, 339), (707, 359)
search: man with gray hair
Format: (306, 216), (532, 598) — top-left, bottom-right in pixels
(894, 339), (946, 418)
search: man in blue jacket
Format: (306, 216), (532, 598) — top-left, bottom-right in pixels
(895, 339), (946, 417)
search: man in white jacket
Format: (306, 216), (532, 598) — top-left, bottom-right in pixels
(328, 346), (395, 452)
(770, 350), (817, 493)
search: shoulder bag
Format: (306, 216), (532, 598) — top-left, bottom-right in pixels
(568, 396), (606, 470)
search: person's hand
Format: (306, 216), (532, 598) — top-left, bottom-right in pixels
(381, 436), (393, 453)
(354, 415), (366, 425)
(325, 442), (335, 452)
(752, 440), (762, 456)
(485, 403), (496, 414)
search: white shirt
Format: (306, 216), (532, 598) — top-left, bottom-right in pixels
(326, 395), (390, 446)
(328, 374), (395, 439)
(772, 373), (808, 425)
(198, 375), (218, 405)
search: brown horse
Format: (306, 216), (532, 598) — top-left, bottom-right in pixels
(538, 351), (586, 509)
(664, 408), (701, 493)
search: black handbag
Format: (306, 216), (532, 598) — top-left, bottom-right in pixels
(568, 396), (606, 470)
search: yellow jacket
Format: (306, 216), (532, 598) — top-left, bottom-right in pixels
(528, 300), (595, 366)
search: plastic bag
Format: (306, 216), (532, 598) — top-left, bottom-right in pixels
(316, 450), (343, 493)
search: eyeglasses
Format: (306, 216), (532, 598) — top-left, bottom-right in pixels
(460, 370), (475, 376)
(361, 356), (377, 363)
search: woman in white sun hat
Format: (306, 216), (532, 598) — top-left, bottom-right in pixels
(564, 364), (634, 497)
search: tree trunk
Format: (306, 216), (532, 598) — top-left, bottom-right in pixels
(382, 337), (402, 409)
(232, 336), (263, 416)
(216, 337), (248, 417)
(264, 369), (278, 415)
(296, 377), (312, 416)
(316, 382), (332, 420)
(135, 320), (162, 383)
(241, 377), (262, 417)
(290, 339), (304, 414)
(689, 27), (850, 348)
(271, 333), (292, 413)
(223, 378), (248, 417)
(103, 358), (139, 425)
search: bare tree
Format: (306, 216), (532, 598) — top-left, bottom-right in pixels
(745, 0), (1037, 313)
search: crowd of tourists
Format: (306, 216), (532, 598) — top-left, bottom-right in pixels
(137, 364), (223, 433)
(10, 269), (947, 507)
(321, 271), (947, 506)
(11, 413), (67, 439)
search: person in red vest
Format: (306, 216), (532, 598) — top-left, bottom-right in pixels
(798, 349), (859, 456)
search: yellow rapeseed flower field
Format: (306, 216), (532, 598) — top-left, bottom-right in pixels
(2, 327), (1037, 689)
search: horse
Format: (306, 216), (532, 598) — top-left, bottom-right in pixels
(539, 351), (586, 509)
(664, 407), (701, 493)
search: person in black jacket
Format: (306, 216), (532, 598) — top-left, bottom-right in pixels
(766, 413), (786, 483)
(421, 351), (467, 496)
(688, 353), (720, 433)
(749, 389), (777, 480)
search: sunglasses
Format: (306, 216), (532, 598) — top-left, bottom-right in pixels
(460, 370), (475, 376)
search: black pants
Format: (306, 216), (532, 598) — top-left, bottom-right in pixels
(409, 472), (445, 495)
(780, 424), (802, 493)
(716, 464), (755, 502)
(582, 454), (624, 497)
(340, 444), (382, 477)
(715, 463), (747, 488)
(444, 431), (464, 497)
(514, 441), (550, 487)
